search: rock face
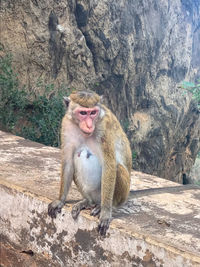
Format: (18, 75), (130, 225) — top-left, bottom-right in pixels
(0, 0), (200, 183)
(187, 158), (200, 185)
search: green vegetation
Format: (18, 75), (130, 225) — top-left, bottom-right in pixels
(181, 79), (200, 110)
(0, 53), (69, 147)
(194, 180), (200, 186)
(121, 119), (130, 134)
(132, 150), (137, 165)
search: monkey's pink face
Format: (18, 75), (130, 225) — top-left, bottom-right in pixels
(75, 107), (100, 136)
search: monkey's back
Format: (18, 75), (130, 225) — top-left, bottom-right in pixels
(100, 105), (132, 173)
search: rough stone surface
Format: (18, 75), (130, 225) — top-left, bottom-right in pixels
(0, 131), (200, 267)
(0, 242), (54, 267)
(187, 158), (200, 185)
(0, 0), (200, 182)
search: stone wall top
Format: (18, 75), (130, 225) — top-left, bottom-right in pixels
(0, 131), (200, 266)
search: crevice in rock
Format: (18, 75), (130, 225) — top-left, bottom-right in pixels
(48, 11), (66, 79)
(74, 1), (98, 74)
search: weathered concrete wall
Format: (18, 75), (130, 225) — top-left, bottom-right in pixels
(0, 131), (200, 267)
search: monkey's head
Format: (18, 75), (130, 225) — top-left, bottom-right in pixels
(64, 90), (102, 136)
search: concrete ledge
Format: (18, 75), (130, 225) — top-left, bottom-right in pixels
(0, 131), (200, 267)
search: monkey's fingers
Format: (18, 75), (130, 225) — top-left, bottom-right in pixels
(48, 200), (64, 218)
(48, 205), (59, 218)
(90, 205), (101, 217)
(48, 205), (61, 218)
(98, 218), (110, 236)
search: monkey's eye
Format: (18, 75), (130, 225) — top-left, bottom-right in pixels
(90, 110), (97, 115)
(80, 111), (87, 115)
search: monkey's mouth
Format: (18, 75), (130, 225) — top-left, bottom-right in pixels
(82, 130), (93, 137)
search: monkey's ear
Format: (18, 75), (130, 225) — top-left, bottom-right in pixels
(63, 96), (70, 108)
(100, 95), (104, 104)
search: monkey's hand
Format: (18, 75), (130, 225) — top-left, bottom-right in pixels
(98, 209), (111, 236)
(48, 200), (64, 218)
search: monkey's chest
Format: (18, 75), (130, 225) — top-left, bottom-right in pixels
(74, 146), (102, 202)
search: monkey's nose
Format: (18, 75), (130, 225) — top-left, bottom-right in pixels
(86, 118), (93, 129)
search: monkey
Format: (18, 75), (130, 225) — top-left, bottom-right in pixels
(48, 90), (132, 235)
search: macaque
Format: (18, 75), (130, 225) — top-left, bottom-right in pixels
(48, 90), (132, 235)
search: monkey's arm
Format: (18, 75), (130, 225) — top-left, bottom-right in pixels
(98, 137), (116, 235)
(48, 147), (74, 218)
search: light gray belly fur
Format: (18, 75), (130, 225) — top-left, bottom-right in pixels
(74, 146), (102, 204)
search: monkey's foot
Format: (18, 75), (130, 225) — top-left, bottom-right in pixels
(98, 218), (111, 236)
(48, 200), (64, 218)
(71, 199), (89, 220)
(90, 204), (101, 217)
(98, 210), (112, 236)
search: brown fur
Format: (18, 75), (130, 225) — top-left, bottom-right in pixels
(70, 90), (100, 108)
(113, 164), (130, 206)
(98, 105), (132, 211)
(48, 90), (132, 235)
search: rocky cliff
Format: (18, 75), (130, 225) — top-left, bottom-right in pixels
(1, 0), (200, 183)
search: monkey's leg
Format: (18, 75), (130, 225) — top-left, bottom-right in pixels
(90, 163), (130, 217)
(71, 199), (89, 220)
(98, 153), (116, 236)
(113, 164), (130, 207)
